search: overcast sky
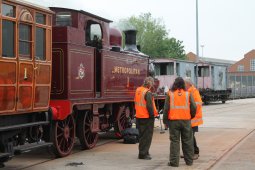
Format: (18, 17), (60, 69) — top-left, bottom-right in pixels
(26, 0), (254, 61)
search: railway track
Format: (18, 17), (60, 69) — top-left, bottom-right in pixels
(207, 128), (255, 170)
(204, 102), (255, 113)
(5, 132), (120, 170)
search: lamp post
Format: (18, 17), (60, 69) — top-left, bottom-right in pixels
(195, 0), (199, 87)
(201, 45), (204, 57)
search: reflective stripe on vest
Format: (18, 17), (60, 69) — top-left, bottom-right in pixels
(189, 86), (203, 127)
(191, 118), (203, 124)
(135, 90), (147, 107)
(168, 90), (191, 120)
(170, 91), (189, 109)
(195, 102), (203, 105)
(134, 86), (158, 118)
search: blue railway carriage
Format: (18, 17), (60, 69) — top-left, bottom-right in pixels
(154, 58), (231, 104)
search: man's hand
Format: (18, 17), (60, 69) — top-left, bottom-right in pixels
(155, 115), (160, 119)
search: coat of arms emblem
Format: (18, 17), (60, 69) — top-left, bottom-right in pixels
(77, 63), (85, 79)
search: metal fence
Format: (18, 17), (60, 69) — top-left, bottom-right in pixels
(228, 72), (255, 99)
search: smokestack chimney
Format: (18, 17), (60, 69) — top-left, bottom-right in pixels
(123, 30), (139, 52)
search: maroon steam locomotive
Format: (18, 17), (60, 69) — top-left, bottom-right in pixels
(0, 0), (162, 164)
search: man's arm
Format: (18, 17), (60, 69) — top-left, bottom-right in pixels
(145, 91), (154, 118)
(163, 94), (170, 124)
(190, 94), (197, 118)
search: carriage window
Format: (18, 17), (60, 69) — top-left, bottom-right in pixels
(36, 27), (46, 60)
(159, 63), (167, 75)
(198, 66), (209, 77)
(36, 13), (46, 25)
(56, 12), (72, 26)
(19, 24), (31, 58)
(186, 70), (191, 77)
(2, 20), (14, 57)
(86, 22), (102, 49)
(2, 4), (15, 17)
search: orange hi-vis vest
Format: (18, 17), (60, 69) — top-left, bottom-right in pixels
(168, 89), (191, 120)
(188, 85), (203, 127)
(134, 86), (158, 118)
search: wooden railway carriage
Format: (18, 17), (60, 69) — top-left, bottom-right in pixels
(0, 0), (53, 164)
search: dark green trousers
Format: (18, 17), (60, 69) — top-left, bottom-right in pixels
(169, 120), (194, 166)
(136, 118), (154, 156)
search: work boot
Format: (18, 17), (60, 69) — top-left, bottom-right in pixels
(186, 162), (193, 166)
(192, 154), (199, 160)
(138, 154), (152, 160)
(167, 162), (178, 167)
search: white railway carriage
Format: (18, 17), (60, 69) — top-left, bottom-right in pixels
(154, 58), (231, 104)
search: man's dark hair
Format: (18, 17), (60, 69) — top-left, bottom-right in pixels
(171, 77), (186, 91)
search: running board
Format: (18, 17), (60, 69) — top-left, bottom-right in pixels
(14, 142), (53, 155)
(0, 121), (50, 132)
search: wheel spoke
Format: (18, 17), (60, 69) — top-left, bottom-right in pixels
(66, 116), (71, 126)
(77, 111), (98, 149)
(57, 132), (64, 138)
(53, 115), (75, 157)
(59, 137), (64, 147)
(85, 128), (89, 134)
(57, 125), (64, 131)
(116, 106), (132, 133)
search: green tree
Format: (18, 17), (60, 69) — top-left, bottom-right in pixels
(118, 13), (186, 60)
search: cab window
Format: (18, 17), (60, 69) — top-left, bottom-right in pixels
(85, 21), (102, 49)
(56, 12), (72, 26)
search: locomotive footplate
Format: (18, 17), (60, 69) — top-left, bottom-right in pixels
(14, 142), (53, 155)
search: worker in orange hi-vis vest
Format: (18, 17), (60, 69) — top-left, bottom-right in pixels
(134, 76), (158, 160)
(163, 77), (196, 167)
(184, 77), (203, 160)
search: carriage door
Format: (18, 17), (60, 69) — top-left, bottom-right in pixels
(17, 11), (34, 111)
(211, 66), (215, 89)
(17, 10), (51, 111)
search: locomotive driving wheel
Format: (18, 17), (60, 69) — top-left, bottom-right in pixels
(115, 106), (132, 133)
(77, 111), (98, 149)
(52, 114), (75, 157)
